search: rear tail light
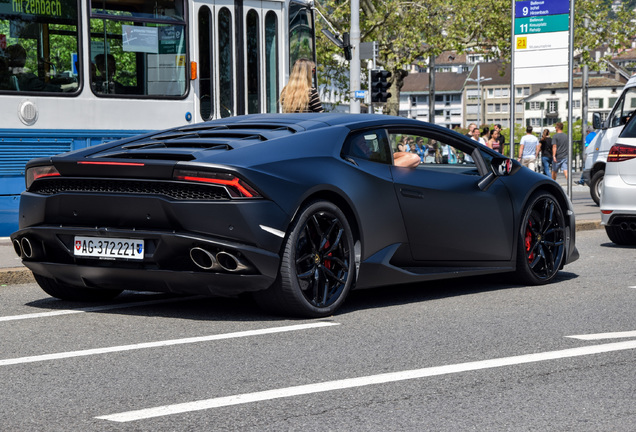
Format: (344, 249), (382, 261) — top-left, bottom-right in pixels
(26, 165), (60, 189)
(607, 144), (636, 162)
(173, 169), (261, 198)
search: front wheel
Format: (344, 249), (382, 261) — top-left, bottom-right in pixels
(34, 274), (123, 301)
(590, 170), (604, 206)
(515, 192), (566, 285)
(254, 201), (356, 317)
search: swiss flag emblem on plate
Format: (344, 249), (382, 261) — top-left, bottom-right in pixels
(75, 241), (81, 250)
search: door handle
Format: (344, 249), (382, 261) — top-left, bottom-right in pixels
(400, 188), (424, 199)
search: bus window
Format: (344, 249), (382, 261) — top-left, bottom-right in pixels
(265, 11), (278, 113)
(218, 7), (233, 118)
(0, 0), (80, 94)
(288, 1), (314, 71)
(198, 6), (214, 120)
(89, 0), (187, 98)
(246, 9), (260, 114)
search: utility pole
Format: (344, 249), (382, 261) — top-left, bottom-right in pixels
(466, 63), (491, 126)
(581, 18), (589, 167)
(350, 0), (360, 113)
(428, 55), (435, 124)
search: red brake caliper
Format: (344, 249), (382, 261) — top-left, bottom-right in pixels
(525, 221), (534, 263)
(323, 240), (332, 270)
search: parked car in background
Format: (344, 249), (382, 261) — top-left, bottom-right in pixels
(11, 114), (579, 317)
(583, 76), (636, 205)
(600, 116), (636, 245)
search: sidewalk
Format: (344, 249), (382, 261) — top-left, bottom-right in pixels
(0, 173), (601, 285)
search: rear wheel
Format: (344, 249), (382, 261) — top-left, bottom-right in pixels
(34, 274), (122, 301)
(605, 225), (636, 245)
(590, 170), (604, 206)
(254, 201), (356, 317)
(516, 191), (566, 285)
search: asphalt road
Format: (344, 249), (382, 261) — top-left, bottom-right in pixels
(1, 228), (634, 431)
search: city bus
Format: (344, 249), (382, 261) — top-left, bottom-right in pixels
(0, 0), (316, 235)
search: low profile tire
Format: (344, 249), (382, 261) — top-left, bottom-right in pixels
(34, 274), (122, 301)
(515, 191), (566, 285)
(605, 225), (636, 245)
(589, 170), (604, 206)
(254, 200), (356, 318)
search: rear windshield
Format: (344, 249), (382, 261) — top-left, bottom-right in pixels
(620, 115), (636, 138)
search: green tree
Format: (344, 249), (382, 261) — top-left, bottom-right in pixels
(315, 0), (636, 114)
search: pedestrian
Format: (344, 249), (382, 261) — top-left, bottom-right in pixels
(538, 128), (552, 176)
(518, 126), (539, 171)
(279, 58), (324, 113)
(551, 122), (568, 181)
(488, 129), (502, 152)
(465, 123), (477, 138)
(493, 124), (505, 153)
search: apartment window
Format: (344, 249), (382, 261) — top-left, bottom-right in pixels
(547, 100), (558, 113)
(589, 98), (604, 109)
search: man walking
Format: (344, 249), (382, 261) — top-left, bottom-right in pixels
(552, 122), (568, 180)
(518, 126), (539, 171)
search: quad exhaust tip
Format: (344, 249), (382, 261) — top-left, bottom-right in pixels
(20, 237), (33, 258)
(13, 239), (22, 257)
(189, 247), (249, 272)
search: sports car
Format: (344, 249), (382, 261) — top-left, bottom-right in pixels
(11, 114), (579, 317)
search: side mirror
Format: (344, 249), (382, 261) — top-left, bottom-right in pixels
(479, 157), (513, 191)
(491, 157), (513, 176)
(592, 112), (603, 130)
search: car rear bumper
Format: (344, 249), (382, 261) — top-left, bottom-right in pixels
(11, 226), (280, 296)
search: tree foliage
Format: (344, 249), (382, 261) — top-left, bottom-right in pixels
(315, 0), (636, 114)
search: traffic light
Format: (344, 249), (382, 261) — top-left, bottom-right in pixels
(370, 69), (392, 103)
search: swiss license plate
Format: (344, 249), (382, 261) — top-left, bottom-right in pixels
(74, 236), (144, 260)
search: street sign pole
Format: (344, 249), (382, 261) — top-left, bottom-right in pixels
(567, 0), (575, 197)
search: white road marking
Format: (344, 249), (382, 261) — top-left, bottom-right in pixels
(0, 296), (202, 322)
(97, 339), (636, 423)
(0, 322), (338, 367)
(566, 330), (636, 340)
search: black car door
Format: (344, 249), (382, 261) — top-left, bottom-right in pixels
(388, 128), (514, 263)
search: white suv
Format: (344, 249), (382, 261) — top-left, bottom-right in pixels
(583, 75), (636, 205)
(600, 118), (636, 245)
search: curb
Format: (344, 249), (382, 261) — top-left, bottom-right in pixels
(0, 267), (34, 286)
(0, 219), (604, 286)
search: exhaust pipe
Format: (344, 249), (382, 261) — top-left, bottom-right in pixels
(216, 251), (248, 272)
(189, 247), (218, 270)
(13, 239), (22, 257)
(21, 237), (33, 259)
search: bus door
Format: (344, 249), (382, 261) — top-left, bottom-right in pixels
(242, 1), (283, 114)
(194, 0), (237, 120)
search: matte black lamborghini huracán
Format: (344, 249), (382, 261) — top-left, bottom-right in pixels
(12, 114), (578, 317)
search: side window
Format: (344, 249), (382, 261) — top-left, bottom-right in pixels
(388, 132), (476, 167)
(1, 2), (80, 95)
(342, 130), (391, 164)
(609, 87), (636, 128)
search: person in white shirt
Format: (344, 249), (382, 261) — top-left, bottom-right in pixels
(518, 126), (539, 172)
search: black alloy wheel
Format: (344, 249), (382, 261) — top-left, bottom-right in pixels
(516, 191), (566, 285)
(254, 200), (356, 317)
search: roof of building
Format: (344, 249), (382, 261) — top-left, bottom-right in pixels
(537, 76), (625, 90)
(401, 70), (470, 93)
(466, 61), (510, 86)
(613, 49), (636, 61)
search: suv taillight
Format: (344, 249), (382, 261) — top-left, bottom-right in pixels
(607, 144), (636, 162)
